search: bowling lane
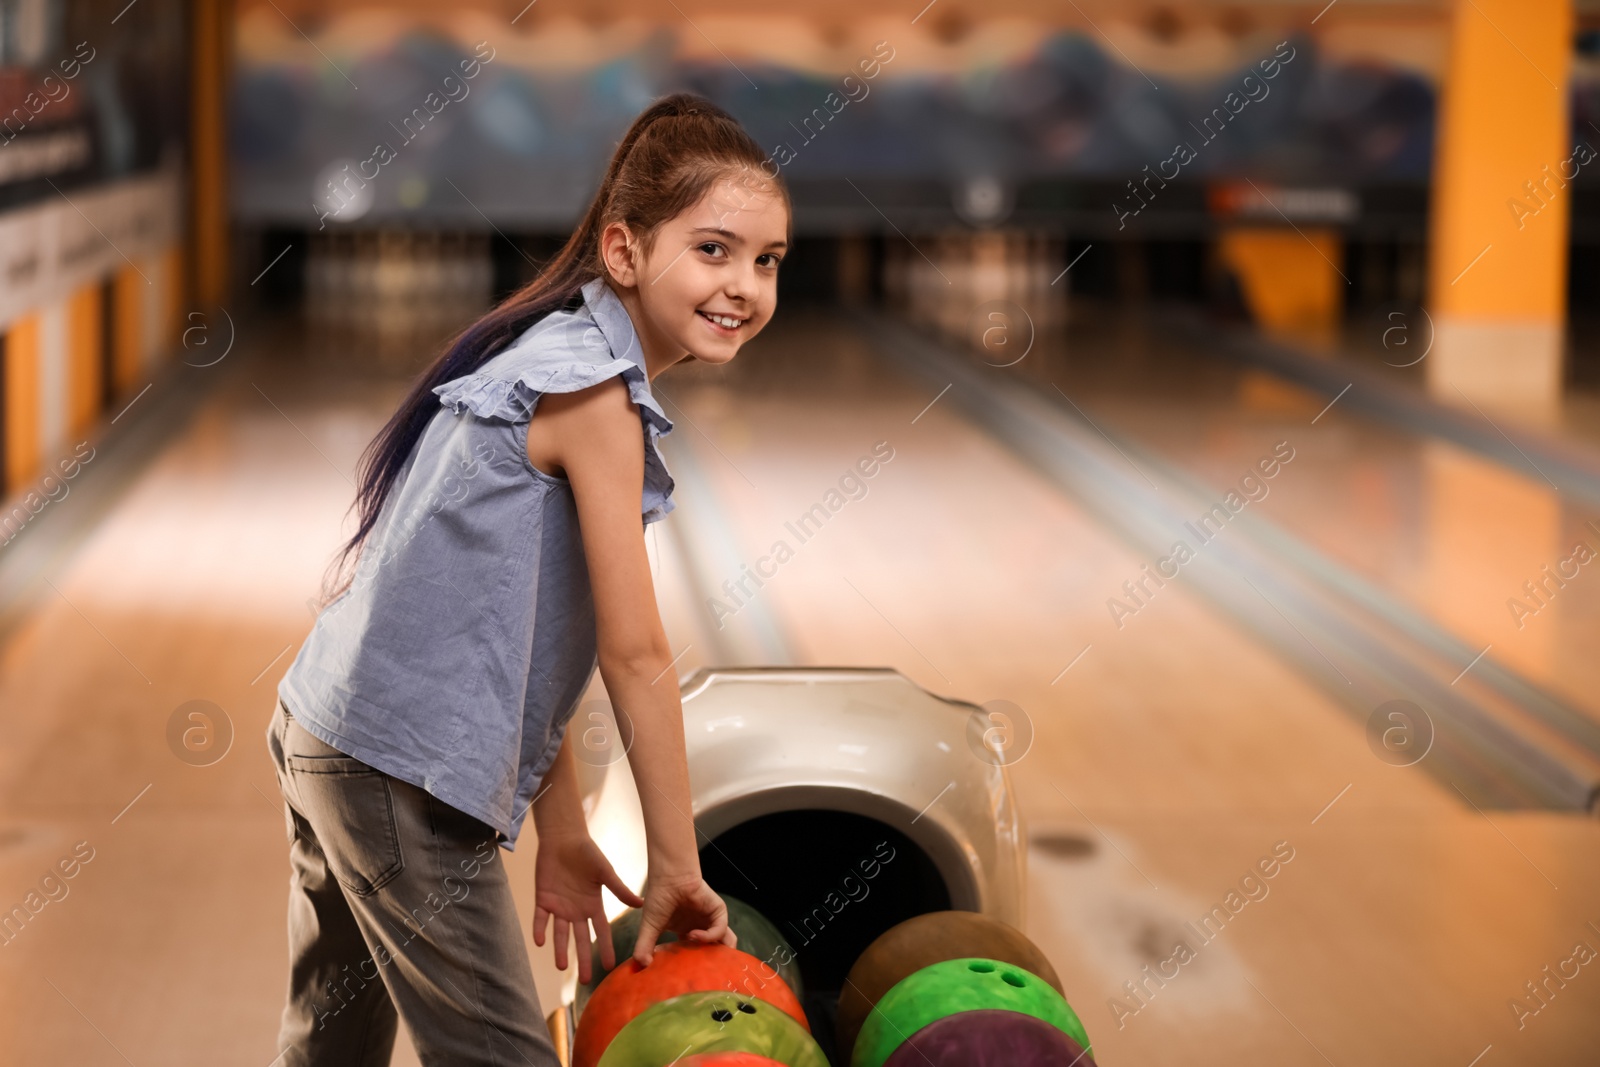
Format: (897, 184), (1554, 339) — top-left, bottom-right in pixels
(987, 303), (1600, 734)
(650, 307), (1600, 1065)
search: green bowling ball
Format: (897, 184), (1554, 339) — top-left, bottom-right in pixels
(596, 990), (828, 1067)
(851, 958), (1090, 1067)
(581, 895), (803, 1011)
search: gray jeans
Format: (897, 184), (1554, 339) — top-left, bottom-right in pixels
(265, 698), (561, 1066)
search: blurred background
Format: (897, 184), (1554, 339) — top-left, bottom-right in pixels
(2, 0), (1600, 1063)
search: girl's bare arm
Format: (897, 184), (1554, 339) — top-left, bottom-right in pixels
(530, 728), (586, 841)
(533, 375), (701, 881)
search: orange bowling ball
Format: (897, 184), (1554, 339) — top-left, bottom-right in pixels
(573, 941), (809, 1067)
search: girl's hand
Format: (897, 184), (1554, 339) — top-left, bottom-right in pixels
(532, 832), (643, 985)
(633, 873), (737, 967)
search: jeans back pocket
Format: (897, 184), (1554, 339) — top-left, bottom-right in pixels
(284, 733), (405, 897)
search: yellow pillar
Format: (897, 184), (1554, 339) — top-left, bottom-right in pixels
(112, 263), (144, 397)
(3, 315), (41, 493)
(66, 283), (103, 437)
(1427, 0), (1574, 422)
(163, 243), (186, 359)
(191, 0), (232, 307)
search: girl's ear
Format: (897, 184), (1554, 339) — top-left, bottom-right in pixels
(599, 221), (640, 289)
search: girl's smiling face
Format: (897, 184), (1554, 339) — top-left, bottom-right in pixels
(599, 172), (790, 378)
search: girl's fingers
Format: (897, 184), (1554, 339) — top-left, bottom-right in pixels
(554, 914), (570, 970)
(606, 870), (644, 908)
(634, 917), (661, 967)
(688, 922), (732, 946)
(694, 904), (729, 944)
(595, 912), (617, 972)
(532, 906), (548, 947)
(574, 917), (593, 986)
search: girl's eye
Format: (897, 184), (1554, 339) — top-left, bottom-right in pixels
(699, 242), (726, 257)
(758, 254), (782, 268)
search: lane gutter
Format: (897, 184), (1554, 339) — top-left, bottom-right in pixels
(1164, 308), (1600, 509)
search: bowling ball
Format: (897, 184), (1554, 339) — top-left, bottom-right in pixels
(881, 1009), (1096, 1066)
(582, 894), (804, 1009)
(676, 1057), (788, 1066)
(574, 942), (808, 1067)
(596, 991), (829, 1067)
(836, 910), (1063, 1058)
(851, 958), (1089, 1067)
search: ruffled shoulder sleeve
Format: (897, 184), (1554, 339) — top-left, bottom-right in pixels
(433, 354), (633, 425)
(431, 299), (676, 523)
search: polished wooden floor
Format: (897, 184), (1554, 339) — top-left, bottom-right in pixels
(0, 306), (1595, 1065)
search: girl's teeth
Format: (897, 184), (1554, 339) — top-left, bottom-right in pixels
(703, 312), (741, 329)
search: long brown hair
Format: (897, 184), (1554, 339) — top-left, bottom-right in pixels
(319, 92), (790, 606)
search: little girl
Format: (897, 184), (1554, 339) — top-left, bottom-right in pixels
(264, 93), (791, 1065)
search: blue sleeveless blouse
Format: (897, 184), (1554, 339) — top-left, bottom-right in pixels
(276, 276), (675, 850)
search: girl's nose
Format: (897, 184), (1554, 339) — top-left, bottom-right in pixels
(725, 264), (760, 302)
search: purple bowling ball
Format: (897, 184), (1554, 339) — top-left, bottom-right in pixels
(881, 1009), (1097, 1066)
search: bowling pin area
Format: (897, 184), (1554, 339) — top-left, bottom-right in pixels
(1, 203), (1598, 1067)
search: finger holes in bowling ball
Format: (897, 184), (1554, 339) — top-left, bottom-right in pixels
(1002, 971), (1026, 988)
(968, 961), (995, 973)
(737, 1002), (757, 1014)
(711, 1008), (734, 1022)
